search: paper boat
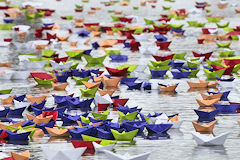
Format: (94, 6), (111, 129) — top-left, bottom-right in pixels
(42, 145), (86, 160)
(26, 95), (47, 104)
(192, 51), (213, 61)
(80, 87), (98, 98)
(92, 142), (114, 152)
(11, 150), (30, 160)
(155, 41), (172, 50)
(200, 93), (223, 100)
(71, 140), (101, 149)
(125, 82), (143, 90)
(195, 98), (220, 107)
(45, 127), (69, 137)
(0, 96), (14, 105)
(158, 83), (178, 92)
(81, 80), (101, 89)
(118, 111), (139, 122)
(194, 109), (218, 122)
(213, 104), (240, 113)
(192, 120), (216, 134)
(204, 69), (225, 80)
(145, 124), (172, 134)
(192, 131), (229, 146)
(51, 82), (68, 90)
(152, 54), (174, 61)
(50, 60), (73, 70)
(171, 71), (190, 79)
(103, 77), (121, 88)
(187, 81), (209, 88)
(98, 89), (116, 96)
(105, 67), (128, 76)
(26, 114), (53, 125)
(104, 150), (151, 160)
(5, 130), (31, 141)
(111, 129), (138, 141)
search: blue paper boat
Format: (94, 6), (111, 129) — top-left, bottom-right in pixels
(142, 82), (151, 90)
(55, 73), (69, 82)
(54, 106), (67, 117)
(92, 42), (100, 49)
(14, 94), (26, 102)
(97, 128), (114, 140)
(5, 130), (31, 141)
(68, 126), (93, 138)
(120, 77), (137, 85)
(61, 114), (81, 124)
(213, 104), (240, 113)
(90, 69), (99, 75)
(66, 97), (80, 108)
(171, 71), (191, 79)
(22, 120), (35, 127)
(72, 69), (90, 78)
(83, 49), (92, 56)
(36, 121), (56, 134)
(125, 82), (143, 90)
(194, 109), (218, 122)
(154, 35), (168, 42)
(110, 55), (128, 62)
(150, 70), (167, 77)
(53, 95), (69, 107)
(145, 124), (173, 134)
(121, 121), (147, 133)
(216, 77), (235, 82)
(203, 66), (214, 72)
(8, 107), (26, 118)
(30, 100), (46, 110)
(77, 30), (90, 37)
(3, 19), (14, 24)
(123, 42), (131, 48)
(0, 107), (9, 117)
(207, 91), (230, 101)
(117, 105), (141, 114)
(79, 99), (94, 112)
(88, 117), (112, 123)
(171, 62), (184, 68)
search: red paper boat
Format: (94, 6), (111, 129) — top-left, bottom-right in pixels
(152, 54), (174, 61)
(114, 23), (125, 28)
(202, 28), (216, 34)
(46, 32), (57, 40)
(192, 51), (213, 60)
(4, 13), (10, 17)
(71, 140), (101, 149)
(195, 5), (206, 9)
(37, 9), (55, 13)
(102, 26), (112, 31)
(158, 18), (171, 22)
(84, 23), (99, 27)
(31, 72), (54, 80)
(75, 9), (83, 12)
(155, 41), (171, 50)
(229, 102), (240, 113)
(0, 157), (13, 160)
(0, 6), (10, 10)
(125, 32), (134, 39)
(119, 30), (135, 36)
(211, 65), (234, 75)
(53, 56), (69, 63)
(98, 103), (109, 111)
(0, 130), (8, 139)
(4, 38), (12, 42)
(117, 39), (126, 43)
(197, 39), (204, 44)
(105, 67), (128, 76)
(119, 17), (133, 23)
(161, 14), (168, 18)
(112, 98), (129, 107)
(153, 25), (170, 32)
(42, 111), (58, 121)
(130, 40), (141, 51)
(224, 59), (240, 66)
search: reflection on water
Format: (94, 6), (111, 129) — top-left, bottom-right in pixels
(192, 146), (228, 160)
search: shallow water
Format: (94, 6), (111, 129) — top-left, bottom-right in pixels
(0, 0), (240, 160)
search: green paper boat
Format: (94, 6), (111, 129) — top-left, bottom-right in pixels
(82, 135), (117, 146)
(182, 69), (199, 78)
(173, 53), (186, 60)
(133, 6), (139, 10)
(187, 61), (199, 68)
(164, 0), (175, 2)
(216, 42), (231, 48)
(65, 16), (73, 20)
(36, 11), (45, 18)
(82, 0), (89, 3)
(233, 64), (240, 73)
(0, 89), (12, 94)
(18, 53), (36, 55)
(28, 57), (52, 61)
(150, 60), (170, 67)
(111, 129), (138, 141)
(204, 68), (226, 80)
(92, 110), (109, 120)
(105, 49), (121, 55)
(174, 16), (185, 20)
(134, 28), (144, 34)
(118, 111), (138, 122)
(116, 64), (138, 73)
(34, 77), (55, 85)
(231, 35), (239, 41)
(42, 50), (56, 57)
(162, 6), (171, 10)
(206, 59), (224, 67)
(190, 57), (200, 62)
(75, 4), (83, 9)
(73, 76), (90, 85)
(112, 27), (124, 33)
(0, 24), (15, 30)
(218, 50), (234, 57)
(148, 64), (171, 71)
(206, 9), (211, 13)
(223, 27), (234, 32)
(207, 17), (221, 23)
(187, 21), (198, 27)
(144, 18), (155, 25)
(169, 24), (184, 29)
(80, 87), (98, 98)
(6, 125), (18, 131)
(108, 10), (114, 13)
(25, 13), (36, 20)
(19, 124), (36, 130)
(81, 116), (90, 124)
(197, 23), (206, 27)
(84, 55), (106, 65)
(224, 56), (240, 60)
(166, 14), (175, 18)
(216, 22), (229, 28)
(111, 16), (120, 22)
(66, 51), (83, 59)
(70, 63), (79, 69)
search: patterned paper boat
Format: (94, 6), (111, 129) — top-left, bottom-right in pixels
(192, 132), (229, 146)
(192, 120), (216, 134)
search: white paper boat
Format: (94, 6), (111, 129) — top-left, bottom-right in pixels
(50, 60), (73, 70)
(0, 42), (10, 47)
(14, 100), (30, 109)
(155, 113), (183, 129)
(11, 71), (30, 80)
(219, 0), (228, 5)
(42, 146), (86, 160)
(192, 132), (229, 146)
(0, 72), (13, 80)
(132, 34), (151, 42)
(93, 142), (115, 152)
(94, 94), (113, 105)
(208, 29), (218, 35)
(12, 25), (31, 32)
(104, 150), (151, 160)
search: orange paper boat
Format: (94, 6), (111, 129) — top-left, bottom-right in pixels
(98, 39), (118, 48)
(32, 128), (44, 137)
(45, 127), (70, 137)
(106, 30), (114, 35)
(114, 11), (122, 15)
(57, 35), (70, 41)
(158, 84), (178, 92)
(35, 44), (47, 50)
(200, 92), (223, 100)
(192, 120), (216, 134)
(196, 98), (220, 107)
(51, 82), (68, 90)
(235, 9), (240, 13)
(0, 62), (12, 67)
(75, 23), (84, 28)
(120, 1), (130, 6)
(0, 96), (14, 104)
(11, 150), (30, 160)
(200, 34), (216, 42)
(187, 81), (209, 88)
(70, 41), (77, 47)
(26, 113), (53, 125)
(82, 81), (101, 89)
(74, 18), (84, 23)
(92, 31), (101, 37)
(98, 88), (116, 96)
(217, 35), (230, 41)
(140, 1), (147, 6)
(26, 95), (47, 104)
(17, 32), (26, 39)
(103, 77), (121, 88)
(218, 3), (227, 9)
(9, 121), (25, 128)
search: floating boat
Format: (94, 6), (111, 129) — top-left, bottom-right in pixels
(194, 109), (218, 122)
(192, 132), (229, 146)
(187, 80), (209, 88)
(200, 93), (223, 100)
(111, 129), (138, 141)
(195, 98), (220, 107)
(45, 127), (69, 137)
(192, 120), (216, 134)
(51, 82), (68, 90)
(11, 150), (30, 160)
(26, 114), (53, 125)
(104, 150), (151, 160)
(158, 83), (178, 92)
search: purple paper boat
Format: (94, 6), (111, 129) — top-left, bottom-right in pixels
(0, 107), (9, 117)
(55, 73), (69, 82)
(8, 107), (26, 118)
(207, 91), (230, 101)
(53, 95), (69, 107)
(117, 105), (141, 114)
(72, 69), (90, 78)
(92, 42), (100, 49)
(171, 62), (184, 68)
(125, 82), (143, 90)
(121, 121), (147, 133)
(145, 124), (173, 134)
(77, 30), (90, 37)
(110, 55), (128, 62)
(97, 128), (114, 140)
(90, 69), (99, 75)
(30, 100), (46, 110)
(171, 71), (191, 79)
(68, 126), (93, 139)
(194, 109), (218, 122)
(84, 49), (92, 56)
(5, 130), (31, 141)
(14, 94), (26, 102)
(88, 117), (112, 123)
(61, 114), (81, 124)
(213, 104), (240, 113)
(150, 70), (167, 77)
(55, 106), (67, 117)
(123, 42), (131, 48)
(120, 77), (138, 85)
(142, 82), (151, 90)
(79, 98), (94, 112)
(154, 35), (168, 42)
